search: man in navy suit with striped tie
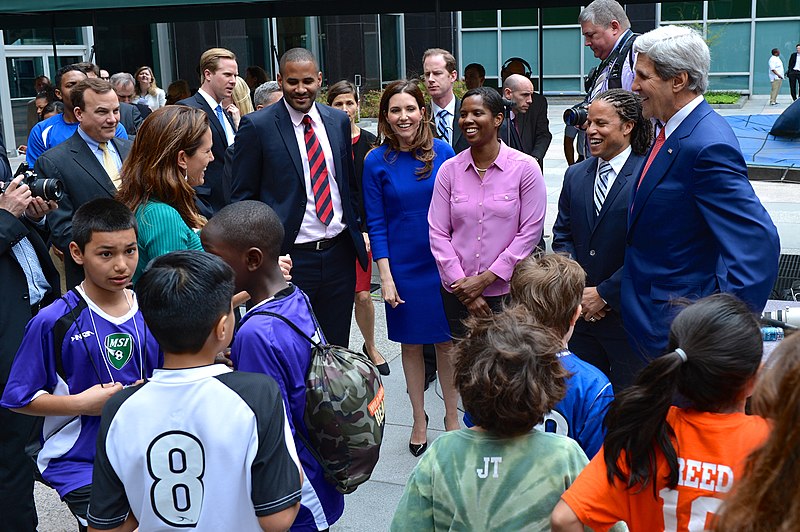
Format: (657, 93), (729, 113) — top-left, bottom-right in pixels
(231, 48), (367, 347)
(424, 48), (469, 154)
(553, 89), (650, 390)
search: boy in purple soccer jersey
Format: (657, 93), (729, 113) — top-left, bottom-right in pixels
(1, 198), (162, 531)
(201, 200), (345, 531)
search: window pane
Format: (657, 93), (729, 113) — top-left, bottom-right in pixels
(708, 0), (751, 19)
(501, 9), (537, 27)
(4, 28), (83, 46)
(543, 77), (582, 93)
(661, 2), (703, 21)
(542, 7), (580, 26)
(6, 57), (44, 99)
(47, 55), (83, 75)
(708, 75), (750, 91)
(501, 30), (538, 73)
(754, 21), (800, 94)
(462, 10), (497, 29)
(462, 31), (498, 76)
(543, 29), (580, 76)
(756, 0), (800, 18)
(708, 23), (751, 72)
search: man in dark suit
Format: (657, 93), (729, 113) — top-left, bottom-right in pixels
(178, 47), (238, 217)
(231, 48), (367, 347)
(625, 26), (780, 359)
(788, 43), (800, 101)
(35, 78), (132, 289)
(553, 89), (649, 390)
(0, 134), (60, 532)
(423, 48), (469, 154)
(117, 102), (143, 138)
(501, 73), (552, 169)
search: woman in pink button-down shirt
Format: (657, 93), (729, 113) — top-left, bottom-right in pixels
(429, 87), (546, 336)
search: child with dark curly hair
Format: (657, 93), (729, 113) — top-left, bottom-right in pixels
(390, 306), (588, 531)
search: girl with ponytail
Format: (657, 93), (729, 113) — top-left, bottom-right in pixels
(551, 293), (769, 531)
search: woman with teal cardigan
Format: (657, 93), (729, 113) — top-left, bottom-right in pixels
(116, 106), (213, 283)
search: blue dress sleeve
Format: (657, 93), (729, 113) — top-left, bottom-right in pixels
(362, 149), (391, 261)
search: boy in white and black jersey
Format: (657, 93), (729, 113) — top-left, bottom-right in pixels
(1, 198), (162, 532)
(87, 250), (302, 532)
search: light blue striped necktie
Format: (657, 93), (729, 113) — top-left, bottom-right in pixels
(436, 109), (451, 144)
(594, 160), (612, 216)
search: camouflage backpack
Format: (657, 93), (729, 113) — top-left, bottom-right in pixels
(251, 304), (385, 494)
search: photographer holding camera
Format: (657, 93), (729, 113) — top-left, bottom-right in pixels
(564, 0), (637, 131)
(0, 134), (60, 532)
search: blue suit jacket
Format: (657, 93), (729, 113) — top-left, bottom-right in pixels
(622, 100), (780, 358)
(230, 102), (367, 268)
(553, 152), (645, 311)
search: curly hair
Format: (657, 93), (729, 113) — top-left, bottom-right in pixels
(454, 305), (569, 437)
(715, 332), (800, 531)
(116, 106), (209, 230)
(377, 80), (435, 179)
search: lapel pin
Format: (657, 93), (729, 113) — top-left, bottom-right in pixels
(667, 148), (673, 154)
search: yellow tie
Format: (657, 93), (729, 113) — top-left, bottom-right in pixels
(99, 142), (120, 189)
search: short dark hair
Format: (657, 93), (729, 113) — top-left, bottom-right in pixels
(55, 64), (86, 92)
(205, 200), (284, 261)
(75, 62), (100, 77)
(327, 79), (358, 105)
(71, 198), (137, 251)
(71, 78), (116, 111)
(136, 251), (235, 354)
(464, 62), (486, 78)
(462, 86), (504, 116)
(772, 48), (780, 55)
(455, 305), (569, 437)
(279, 48), (318, 75)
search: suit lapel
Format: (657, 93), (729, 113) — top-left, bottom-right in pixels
(451, 98), (463, 148)
(275, 103), (305, 183)
(197, 92), (228, 143)
(583, 159), (598, 229)
(68, 135), (116, 197)
(628, 103), (711, 230)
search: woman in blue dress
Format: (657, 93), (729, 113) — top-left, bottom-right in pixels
(362, 80), (458, 456)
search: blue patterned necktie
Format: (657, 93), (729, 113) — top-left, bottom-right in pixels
(437, 109), (451, 144)
(594, 160), (612, 216)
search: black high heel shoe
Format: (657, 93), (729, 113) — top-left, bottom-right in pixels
(363, 343), (390, 376)
(409, 413), (429, 457)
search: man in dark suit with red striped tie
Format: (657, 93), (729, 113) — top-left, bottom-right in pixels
(230, 48), (367, 347)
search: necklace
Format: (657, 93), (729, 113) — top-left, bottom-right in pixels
(475, 166), (489, 172)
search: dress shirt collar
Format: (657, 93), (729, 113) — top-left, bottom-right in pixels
(611, 28), (633, 55)
(603, 145), (632, 176)
(198, 87), (222, 108)
(431, 94), (456, 117)
(463, 140), (512, 175)
(664, 94), (704, 140)
(77, 126), (117, 155)
(284, 100), (322, 127)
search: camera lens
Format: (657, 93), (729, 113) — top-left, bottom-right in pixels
(563, 105), (588, 127)
(31, 178), (64, 202)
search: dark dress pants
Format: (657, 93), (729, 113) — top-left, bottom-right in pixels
(0, 402), (38, 532)
(568, 309), (644, 392)
(291, 236), (357, 348)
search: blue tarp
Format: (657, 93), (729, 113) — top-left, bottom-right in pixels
(725, 114), (800, 168)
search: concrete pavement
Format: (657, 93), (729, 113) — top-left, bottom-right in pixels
(31, 94), (800, 531)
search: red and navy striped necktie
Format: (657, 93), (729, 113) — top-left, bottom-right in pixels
(302, 115), (333, 225)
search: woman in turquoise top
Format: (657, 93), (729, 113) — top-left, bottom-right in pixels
(116, 106), (213, 282)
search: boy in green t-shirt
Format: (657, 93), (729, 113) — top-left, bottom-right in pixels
(390, 306), (589, 531)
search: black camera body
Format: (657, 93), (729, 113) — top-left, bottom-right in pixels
(563, 101), (590, 128)
(0, 163), (63, 202)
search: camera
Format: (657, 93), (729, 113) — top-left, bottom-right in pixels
(0, 163), (63, 202)
(563, 101), (589, 128)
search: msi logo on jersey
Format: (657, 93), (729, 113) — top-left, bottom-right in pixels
(104, 333), (134, 370)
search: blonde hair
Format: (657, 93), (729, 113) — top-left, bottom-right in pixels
(231, 76), (254, 115)
(199, 47), (237, 85)
(134, 66), (159, 97)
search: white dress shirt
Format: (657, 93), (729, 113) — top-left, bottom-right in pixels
(598, 145), (632, 193)
(198, 88), (235, 146)
(664, 95), (705, 140)
(283, 100), (346, 243)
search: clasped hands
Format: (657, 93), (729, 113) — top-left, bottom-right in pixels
(581, 287), (610, 322)
(451, 270), (498, 317)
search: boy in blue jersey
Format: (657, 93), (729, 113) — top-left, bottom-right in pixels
(508, 253), (614, 458)
(87, 251), (302, 532)
(201, 200), (345, 531)
(0, 198), (162, 531)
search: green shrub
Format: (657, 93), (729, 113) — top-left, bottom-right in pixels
(704, 91), (742, 105)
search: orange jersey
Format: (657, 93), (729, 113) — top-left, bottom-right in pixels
(561, 407), (768, 532)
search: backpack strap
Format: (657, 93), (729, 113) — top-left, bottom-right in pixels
(52, 288), (88, 381)
(246, 309), (322, 349)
